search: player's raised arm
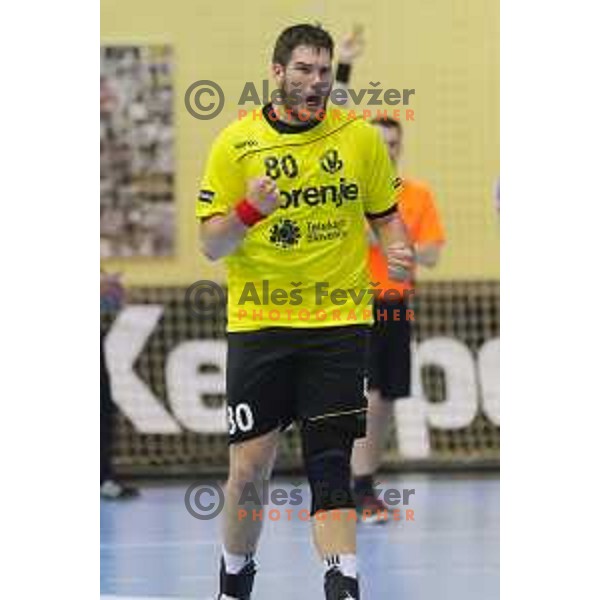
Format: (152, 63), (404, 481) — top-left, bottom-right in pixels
(332, 25), (365, 108)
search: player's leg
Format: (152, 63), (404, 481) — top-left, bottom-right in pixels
(302, 414), (362, 599)
(351, 300), (392, 513)
(352, 387), (393, 494)
(100, 334), (138, 499)
(222, 431), (279, 554)
(100, 334), (113, 488)
(220, 430), (279, 600)
(296, 325), (368, 599)
(219, 330), (294, 600)
(352, 299), (411, 520)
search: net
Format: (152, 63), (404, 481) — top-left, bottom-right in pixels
(101, 281), (499, 477)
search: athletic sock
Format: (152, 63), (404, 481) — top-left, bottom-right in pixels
(219, 554), (257, 600)
(353, 474), (374, 498)
(324, 553), (358, 579)
(222, 548), (254, 574)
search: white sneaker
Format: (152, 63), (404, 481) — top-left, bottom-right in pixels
(100, 479), (139, 499)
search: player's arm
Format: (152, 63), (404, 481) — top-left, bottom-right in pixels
(368, 211), (414, 276)
(367, 208), (422, 264)
(200, 178), (280, 260)
(332, 25), (365, 107)
(200, 213), (248, 261)
(196, 131), (280, 260)
(363, 126), (414, 279)
(369, 217), (443, 270)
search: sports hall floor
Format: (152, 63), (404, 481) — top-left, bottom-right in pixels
(101, 473), (499, 599)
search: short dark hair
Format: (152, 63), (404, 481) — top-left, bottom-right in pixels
(272, 24), (334, 66)
(370, 117), (403, 135)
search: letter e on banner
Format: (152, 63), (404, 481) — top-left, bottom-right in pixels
(166, 340), (227, 433)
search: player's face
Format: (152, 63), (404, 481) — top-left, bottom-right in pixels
(375, 124), (403, 164)
(273, 45), (333, 120)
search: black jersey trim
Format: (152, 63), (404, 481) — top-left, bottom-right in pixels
(237, 112), (359, 161)
(262, 103), (322, 135)
(365, 204), (398, 220)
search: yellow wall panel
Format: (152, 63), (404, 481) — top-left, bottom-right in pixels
(101, 0), (499, 285)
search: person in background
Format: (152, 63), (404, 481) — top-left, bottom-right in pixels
(494, 177), (500, 214)
(333, 31), (446, 521)
(100, 271), (139, 499)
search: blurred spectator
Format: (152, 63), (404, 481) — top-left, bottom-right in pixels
(100, 271), (139, 499)
(494, 177), (500, 214)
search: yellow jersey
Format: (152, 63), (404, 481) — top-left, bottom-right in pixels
(196, 106), (398, 332)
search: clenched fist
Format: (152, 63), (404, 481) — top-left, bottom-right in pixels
(387, 242), (414, 282)
(247, 177), (281, 216)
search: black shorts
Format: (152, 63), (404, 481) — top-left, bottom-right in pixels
(366, 299), (412, 399)
(226, 325), (369, 444)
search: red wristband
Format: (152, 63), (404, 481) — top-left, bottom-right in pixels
(235, 199), (266, 227)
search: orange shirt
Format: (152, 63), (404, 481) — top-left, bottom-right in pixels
(369, 177), (445, 298)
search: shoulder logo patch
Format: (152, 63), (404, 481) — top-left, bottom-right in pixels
(198, 189), (215, 203)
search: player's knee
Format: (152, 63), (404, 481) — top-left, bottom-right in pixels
(228, 438), (277, 488)
(301, 413), (366, 515)
(228, 462), (267, 493)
